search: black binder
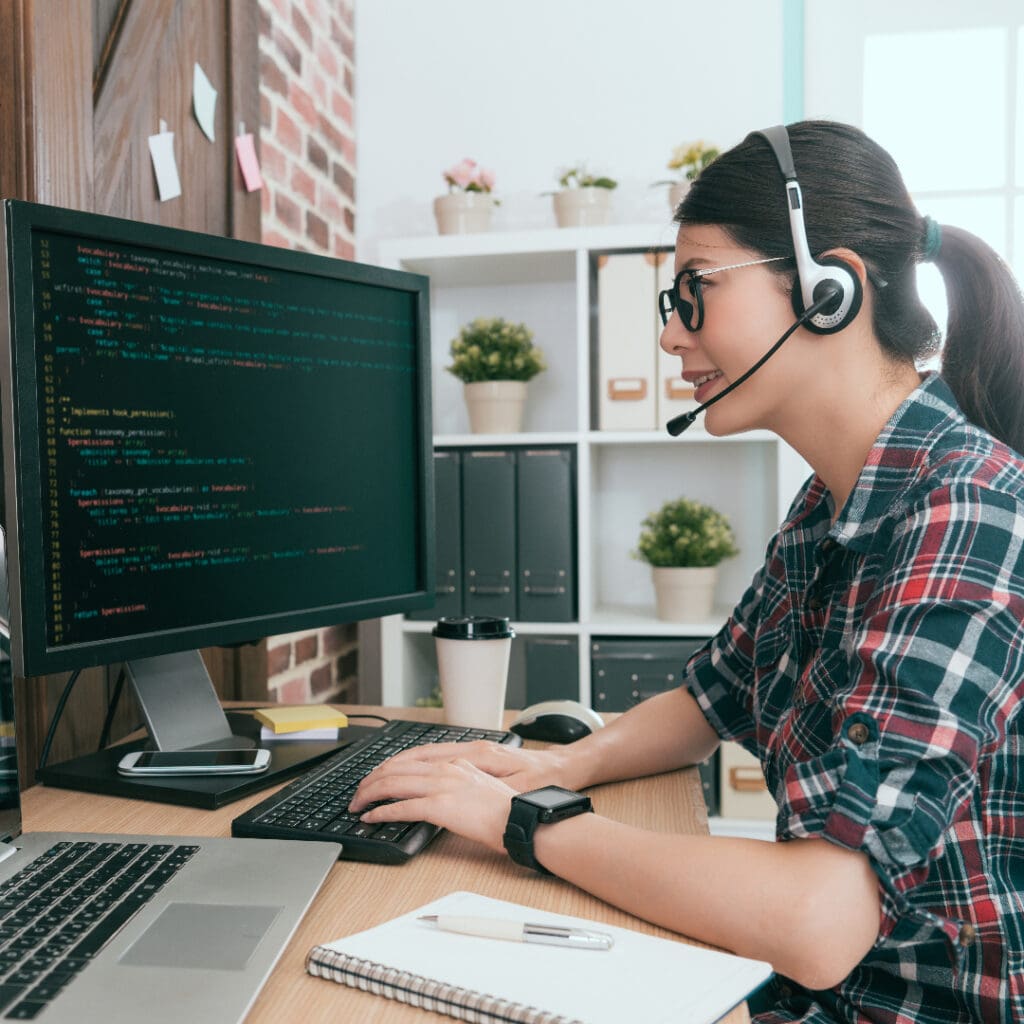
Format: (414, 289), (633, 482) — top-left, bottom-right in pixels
(408, 450), (462, 621)
(525, 636), (579, 705)
(462, 449), (517, 618)
(516, 448), (575, 622)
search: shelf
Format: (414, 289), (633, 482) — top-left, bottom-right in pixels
(587, 604), (729, 637)
(434, 431), (582, 448)
(586, 429), (777, 445)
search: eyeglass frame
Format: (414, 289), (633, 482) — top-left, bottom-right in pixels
(657, 255), (792, 332)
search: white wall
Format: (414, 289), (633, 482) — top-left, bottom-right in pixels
(354, 0), (787, 258)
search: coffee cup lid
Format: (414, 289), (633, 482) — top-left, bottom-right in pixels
(432, 616), (516, 640)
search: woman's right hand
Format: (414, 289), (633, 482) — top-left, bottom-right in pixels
(353, 738), (584, 801)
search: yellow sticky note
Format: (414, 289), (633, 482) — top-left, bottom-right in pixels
(253, 705), (348, 734)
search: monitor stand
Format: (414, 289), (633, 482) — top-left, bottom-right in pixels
(126, 650), (256, 751)
(34, 648), (374, 809)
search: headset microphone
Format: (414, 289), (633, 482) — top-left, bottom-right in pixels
(665, 284), (841, 436)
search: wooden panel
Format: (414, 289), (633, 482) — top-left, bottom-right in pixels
(0, 2), (28, 200)
(23, 0), (94, 209)
(227, 0), (260, 242)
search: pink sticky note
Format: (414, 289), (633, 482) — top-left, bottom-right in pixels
(235, 133), (264, 192)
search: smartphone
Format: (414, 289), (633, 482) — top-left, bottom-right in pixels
(117, 748), (271, 776)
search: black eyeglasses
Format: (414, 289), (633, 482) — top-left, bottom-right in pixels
(657, 255), (791, 331)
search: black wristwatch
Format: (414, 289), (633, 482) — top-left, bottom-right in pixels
(503, 786), (593, 875)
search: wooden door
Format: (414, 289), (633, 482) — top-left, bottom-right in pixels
(0, 0), (266, 787)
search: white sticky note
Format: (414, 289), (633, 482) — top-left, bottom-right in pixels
(147, 128), (182, 201)
(235, 133), (264, 192)
(192, 62), (218, 142)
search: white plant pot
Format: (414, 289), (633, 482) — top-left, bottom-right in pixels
(668, 180), (690, 211)
(463, 380), (527, 434)
(651, 566), (718, 622)
(553, 187), (612, 228)
(433, 192), (495, 234)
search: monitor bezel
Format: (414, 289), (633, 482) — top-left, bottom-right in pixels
(0, 199), (434, 678)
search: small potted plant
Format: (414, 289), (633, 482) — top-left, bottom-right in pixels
(634, 497), (738, 621)
(552, 164), (618, 228)
(434, 158), (498, 234)
(655, 141), (720, 210)
(446, 317), (546, 433)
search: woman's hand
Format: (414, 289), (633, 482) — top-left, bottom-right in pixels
(348, 741), (575, 851)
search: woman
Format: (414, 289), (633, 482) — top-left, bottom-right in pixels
(351, 121), (1024, 1023)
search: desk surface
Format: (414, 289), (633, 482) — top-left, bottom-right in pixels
(22, 706), (750, 1024)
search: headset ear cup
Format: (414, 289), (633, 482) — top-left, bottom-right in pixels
(790, 256), (864, 335)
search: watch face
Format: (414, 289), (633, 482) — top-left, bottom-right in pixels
(525, 786), (583, 811)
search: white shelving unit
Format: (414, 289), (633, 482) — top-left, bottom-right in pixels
(369, 224), (809, 710)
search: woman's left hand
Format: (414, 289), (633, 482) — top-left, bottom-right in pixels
(348, 756), (516, 853)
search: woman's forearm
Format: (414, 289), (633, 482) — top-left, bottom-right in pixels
(557, 686), (720, 791)
(533, 814), (880, 990)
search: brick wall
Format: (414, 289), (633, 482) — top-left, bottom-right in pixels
(257, 0), (358, 703)
(258, 0), (356, 258)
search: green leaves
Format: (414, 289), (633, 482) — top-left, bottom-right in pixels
(635, 497), (739, 568)
(446, 317), (547, 383)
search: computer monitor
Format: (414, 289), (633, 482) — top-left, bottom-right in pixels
(0, 199), (433, 797)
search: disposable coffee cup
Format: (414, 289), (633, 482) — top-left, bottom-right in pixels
(432, 616), (516, 729)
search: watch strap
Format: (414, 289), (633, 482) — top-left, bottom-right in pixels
(503, 787), (592, 875)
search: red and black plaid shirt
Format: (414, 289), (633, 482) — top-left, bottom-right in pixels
(684, 373), (1024, 1023)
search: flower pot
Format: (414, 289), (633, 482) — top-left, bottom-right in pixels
(651, 566), (717, 622)
(463, 380), (527, 433)
(433, 192), (494, 235)
(668, 180), (690, 211)
(552, 187), (612, 228)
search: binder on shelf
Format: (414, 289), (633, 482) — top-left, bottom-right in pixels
(462, 449), (517, 619)
(654, 252), (700, 430)
(595, 252), (658, 431)
(524, 636), (579, 706)
(408, 450), (462, 621)
(590, 637), (707, 713)
(719, 742), (777, 821)
(516, 447), (576, 622)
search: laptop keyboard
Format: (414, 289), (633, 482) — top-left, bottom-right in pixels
(231, 719), (521, 864)
(0, 840), (197, 1020)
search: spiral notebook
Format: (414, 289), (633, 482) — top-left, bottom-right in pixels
(306, 891), (773, 1024)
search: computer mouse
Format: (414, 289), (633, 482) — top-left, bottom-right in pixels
(509, 700), (605, 744)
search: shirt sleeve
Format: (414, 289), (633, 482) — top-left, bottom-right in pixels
(778, 482), (1024, 948)
(681, 547), (769, 750)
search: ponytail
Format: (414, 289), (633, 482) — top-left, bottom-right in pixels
(931, 224), (1024, 454)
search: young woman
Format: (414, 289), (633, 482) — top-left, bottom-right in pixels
(351, 121), (1024, 1023)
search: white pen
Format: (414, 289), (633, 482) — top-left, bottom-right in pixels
(418, 914), (614, 950)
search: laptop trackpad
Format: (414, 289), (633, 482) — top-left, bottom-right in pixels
(119, 902), (283, 971)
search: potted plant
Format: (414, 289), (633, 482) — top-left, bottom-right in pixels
(654, 141), (720, 210)
(446, 317), (546, 433)
(634, 497), (738, 621)
(434, 158), (498, 234)
(552, 165), (617, 228)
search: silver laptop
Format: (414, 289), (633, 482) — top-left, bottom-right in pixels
(0, 677), (339, 1024)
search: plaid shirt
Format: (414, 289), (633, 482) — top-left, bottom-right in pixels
(683, 373), (1024, 1023)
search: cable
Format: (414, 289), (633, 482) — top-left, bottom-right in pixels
(37, 668), (83, 773)
(96, 666), (127, 752)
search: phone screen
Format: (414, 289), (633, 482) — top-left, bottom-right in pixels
(133, 750), (262, 768)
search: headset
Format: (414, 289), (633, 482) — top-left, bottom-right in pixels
(666, 124), (863, 435)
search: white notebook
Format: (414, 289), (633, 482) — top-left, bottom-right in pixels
(306, 890), (773, 1024)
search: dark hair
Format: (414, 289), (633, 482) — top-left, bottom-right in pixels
(675, 120), (1024, 454)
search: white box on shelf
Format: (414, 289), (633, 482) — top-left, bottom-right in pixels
(719, 742), (778, 821)
(596, 253), (657, 431)
(654, 251), (700, 430)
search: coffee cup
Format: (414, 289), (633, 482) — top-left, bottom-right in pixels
(432, 616), (516, 729)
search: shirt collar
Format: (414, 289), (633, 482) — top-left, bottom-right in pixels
(815, 372), (965, 553)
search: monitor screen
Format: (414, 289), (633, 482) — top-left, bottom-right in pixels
(0, 200), (434, 678)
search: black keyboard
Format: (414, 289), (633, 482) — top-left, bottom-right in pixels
(231, 719), (521, 864)
(0, 840), (197, 1020)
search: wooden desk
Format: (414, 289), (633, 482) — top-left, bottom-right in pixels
(21, 706), (750, 1024)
